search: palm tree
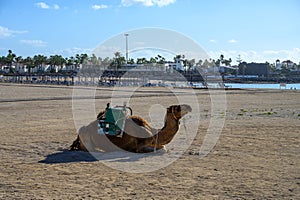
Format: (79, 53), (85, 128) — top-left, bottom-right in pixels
(79, 53), (88, 65)
(220, 54), (224, 63)
(223, 58), (232, 66)
(102, 57), (111, 68)
(202, 59), (209, 68)
(47, 55), (66, 73)
(6, 50), (16, 73)
(128, 58), (135, 64)
(57, 55), (66, 72)
(136, 57), (148, 64)
(33, 54), (47, 73)
(23, 56), (34, 78)
(156, 54), (165, 64)
(75, 53), (89, 71)
(149, 57), (156, 64)
(136, 58), (143, 64)
(0, 56), (6, 73)
(15, 56), (23, 74)
(89, 54), (99, 65)
(215, 59), (221, 66)
(110, 52), (125, 70)
(66, 56), (75, 70)
(47, 55), (56, 73)
(188, 59), (195, 70)
(196, 59), (203, 66)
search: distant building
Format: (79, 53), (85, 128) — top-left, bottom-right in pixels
(219, 65), (238, 74)
(282, 60), (297, 71)
(275, 59), (282, 70)
(275, 59), (298, 72)
(165, 58), (184, 71)
(282, 60), (294, 68)
(238, 62), (269, 77)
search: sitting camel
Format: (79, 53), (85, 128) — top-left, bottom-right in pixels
(70, 104), (192, 153)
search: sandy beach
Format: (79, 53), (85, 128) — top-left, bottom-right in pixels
(0, 83), (299, 199)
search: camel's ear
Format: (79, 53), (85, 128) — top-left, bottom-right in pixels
(176, 105), (181, 112)
(167, 107), (171, 113)
(168, 105), (181, 113)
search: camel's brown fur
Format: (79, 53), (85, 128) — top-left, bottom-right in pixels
(70, 104), (192, 153)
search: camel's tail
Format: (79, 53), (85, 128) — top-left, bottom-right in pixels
(69, 135), (82, 151)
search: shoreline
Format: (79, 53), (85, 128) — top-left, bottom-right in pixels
(1, 81), (299, 90)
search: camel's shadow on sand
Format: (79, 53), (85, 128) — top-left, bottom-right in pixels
(39, 150), (97, 164)
(39, 149), (164, 164)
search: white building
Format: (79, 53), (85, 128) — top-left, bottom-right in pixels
(275, 59), (297, 71)
(275, 59), (282, 70)
(165, 58), (185, 71)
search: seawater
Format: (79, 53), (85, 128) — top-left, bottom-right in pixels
(225, 83), (300, 90)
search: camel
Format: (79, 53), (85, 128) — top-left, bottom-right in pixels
(70, 104), (192, 153)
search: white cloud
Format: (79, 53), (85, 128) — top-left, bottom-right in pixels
(209, 39), (217, 43)
(228, 39), (238, 43)
(93, 45), (122, 58)
(263, 50), (280, 55)
(129, 47), (175, 61)
(92, 4), (108, 10)
(155, 0), (176, 7)
(56, 47), (93, 57)
(35, 2), (50, 9)
(35, 2), (60, 10)
(53, 4), (60, 10)
(121, 0), (176, 7)
(0, 26), (27, 38)
(20, 39), (47, 47)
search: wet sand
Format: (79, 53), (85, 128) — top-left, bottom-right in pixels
(0, 83), (299, 199)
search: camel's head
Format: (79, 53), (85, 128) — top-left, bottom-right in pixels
(167, 104), (192, 120)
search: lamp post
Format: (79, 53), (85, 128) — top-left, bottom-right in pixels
(124, 33), (129, 69)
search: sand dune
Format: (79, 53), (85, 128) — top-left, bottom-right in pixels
(0, 83), (299, 199)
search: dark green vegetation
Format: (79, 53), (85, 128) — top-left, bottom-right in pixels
(1, 50), (299, 81)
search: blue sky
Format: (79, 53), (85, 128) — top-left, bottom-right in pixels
(0, 0), (299, 64)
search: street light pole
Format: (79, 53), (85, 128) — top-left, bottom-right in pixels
(124, 33), (129, 69)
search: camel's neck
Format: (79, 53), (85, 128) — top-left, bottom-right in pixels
(155, 113), (180, 145)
